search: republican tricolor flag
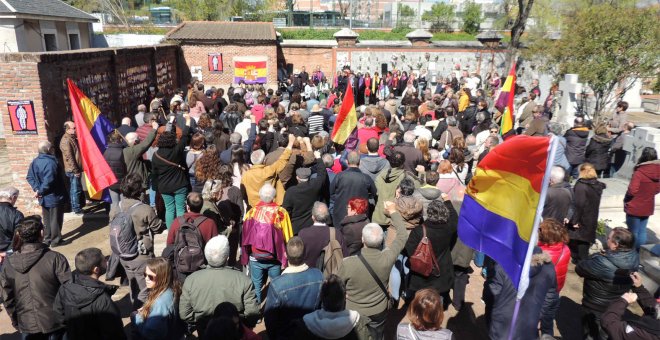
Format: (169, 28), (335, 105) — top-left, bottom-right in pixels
(67, 79), (117, 200)
(331, 82), (357, 145)
(495, 63), (517, 136)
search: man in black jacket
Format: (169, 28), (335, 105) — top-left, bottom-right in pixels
(0, 216), (71, 339)
(330, 151), (377, 227)
(564, 117), (590, 179)
(0, 187), (24, 266)
(282, 155), (328, 234)
(54, 248), (125, 340)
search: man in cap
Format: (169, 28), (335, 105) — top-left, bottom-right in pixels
(282, 153), (328, 235)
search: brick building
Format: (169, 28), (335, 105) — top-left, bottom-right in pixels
(166, 21), (279, 88)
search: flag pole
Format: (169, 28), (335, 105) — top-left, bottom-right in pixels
(507, 135), (558, 340)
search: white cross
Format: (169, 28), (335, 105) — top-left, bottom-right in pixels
(556, 74), (582, 126)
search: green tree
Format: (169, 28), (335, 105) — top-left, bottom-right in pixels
(461, 1), (482, 35)
(422, 3), (455, 32)
(397, 4), (416, 28)
(539, 4), (659, 121)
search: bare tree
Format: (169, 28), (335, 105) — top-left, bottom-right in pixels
(101, 0), (132, 28)
(509, 0), (534, 49)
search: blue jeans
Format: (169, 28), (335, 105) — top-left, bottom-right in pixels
(66, 172), (82, 212)
(626, 214), (649, 250)
(148, 176), (156, 207)
(540, 288), (560, 336)
(249, 259), (281, 303)
(389, 254), (408, 301)
(162, 187), (187, 229)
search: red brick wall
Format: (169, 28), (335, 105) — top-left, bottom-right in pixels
(281, 46), (334, 75)
(180, 43), (278, 88)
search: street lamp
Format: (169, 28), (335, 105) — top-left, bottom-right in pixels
(476, 31), (503, 77)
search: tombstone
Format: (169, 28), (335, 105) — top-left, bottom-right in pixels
(617, 126), (660, 180)
(555, 74), (582, 126)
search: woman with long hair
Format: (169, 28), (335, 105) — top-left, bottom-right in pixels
(132, 258), (184, 340)
(568, 163), (606, 263)
(186, 132), (206, 192)
(194, 145), (222, 192)
(397, 288), (453, 339)
(231, 147), (250, 188)
(624, 147), (660, 250)
(585, 123), (612, 178)
(537, 218), (571, 337)
(448, 147), (468, 185)
(416, 137), (431, 165)
(188, 91), (206, 120)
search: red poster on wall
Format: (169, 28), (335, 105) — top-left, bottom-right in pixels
(7, 100), (37, 135)
(208, 53), (223, 73)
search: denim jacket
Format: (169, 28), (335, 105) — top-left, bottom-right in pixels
(264, 265), (323, 340)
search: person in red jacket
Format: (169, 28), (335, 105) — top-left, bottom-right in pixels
(624, 147), (660, 251)
(538, 218), (571, 337)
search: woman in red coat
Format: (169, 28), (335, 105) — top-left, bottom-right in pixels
(624, 147), (660, 250)
(538, 218), (571, 337)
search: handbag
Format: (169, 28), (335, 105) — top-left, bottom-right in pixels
(358, 252), (397, 310)
(409, 225), (441, 277)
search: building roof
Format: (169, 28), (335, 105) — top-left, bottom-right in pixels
(0, 0), (97, 21)
(166, 21), (277, 43)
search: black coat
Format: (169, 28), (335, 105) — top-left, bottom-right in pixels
(330, 167), (377, 227)
(576, 249), (639, 312)
(340, 214), (370, 256)
(103, 143), (126, 191)
(569, 178), (606, 243)
(282, 158), (328, 234)
(542, 182), (573, 222)
(0, 243), (71, 334)
(152, 126), (190, 194)
(458, 105), (478, 136)
(0, 202), (24, 252)
(404, 201), (458, 294)
(585, 134), (613, 171)
(54, 272), (126, 340)
(564, 127), (590, 165)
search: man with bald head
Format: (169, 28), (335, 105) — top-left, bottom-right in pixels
(330, 151), (376, 226)
(59, 121), (83, 215)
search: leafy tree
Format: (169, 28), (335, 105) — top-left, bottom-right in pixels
(398, 4), (416, 18)
(538, 4), (659, 121)
(422, 3), (455, 32)
(461, 1), (482, 35)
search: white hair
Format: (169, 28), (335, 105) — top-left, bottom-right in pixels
(38, 141), (51, 154)
(550, 166), (565, 185)
(0, 186), (19, 202)
(125, 132), (138, 146)
(362, 223), (384, 248)
(205, 235), (230, 267)
(259, 183), (276, 203)
(251, 149), (265, 165)
(121, 117), (132, 125)
(403, 131), (416, 143)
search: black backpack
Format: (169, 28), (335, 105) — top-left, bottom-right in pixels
(173, 216), (207, 274)
(109, 202), (143, 260)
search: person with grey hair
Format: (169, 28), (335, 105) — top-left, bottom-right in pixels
(542, 166), (574, 223)
(59, 121), (83, 215)
(27, 141), (67, 246)
(264, 236), (324, 339)
(180, 235), (259, 338)
(117, 117), (136, 138)
(241, 134), (295, 209)
(384, 130), (424, 173)
(283, 154), (328, 234)
(338, 200), (408, 339)
(0, 186), (23, 264)
(135, 104), (147, 127)
(330, 151), (377, 226)
(241, 183), (293, 303)
(477, 135), (501, 164)
(298, 202), (348, 269)
(124, 119), (159, 191)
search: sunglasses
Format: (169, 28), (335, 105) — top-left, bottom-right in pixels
(145, 273), (156, 281)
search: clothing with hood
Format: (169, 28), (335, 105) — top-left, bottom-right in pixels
(404, 200), (457, 294)
(340, 214), (370, 256)
(396, 323), (453, 340)
(53, 272), (125, 340)
(0, 202), (24, 252)
(292, 309), (371, 340)
(601, 284), (660, 340)
(564, 127), (590, 165)
(624, 160), (660, 217)
(384, 99), (397, 117)
(359, 154), (390, 182)
(0, 243), (71, 334)
(569, 178), (606, 243)
(483, 249), (557, 340)
(395, 196), (423, 230)
(413, 185), (443, 219)
(372, 167), (416, 225)
(543, 181), (573, 223)
(241, 148), (292, 208)
(124, 128), (157, 189)
(103, 142), (126, 191)
(585, 134), (613, 171)
(385, 142), (425, 174)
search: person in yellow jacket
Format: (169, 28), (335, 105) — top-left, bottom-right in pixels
(240, 133), (295, 209)
(458, 87), (470, 113)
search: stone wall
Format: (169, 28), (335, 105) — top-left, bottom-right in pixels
(0, 45), (182, 212)
(179, 43), (278, 88)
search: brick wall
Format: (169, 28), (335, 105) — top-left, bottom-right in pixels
(180, 43), (278, 88)
(0, 45), (183, 212)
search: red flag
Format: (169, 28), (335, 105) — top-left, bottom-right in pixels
(331, 83), (358, 145)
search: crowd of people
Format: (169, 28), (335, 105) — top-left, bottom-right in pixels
(0, 63), (658, 340)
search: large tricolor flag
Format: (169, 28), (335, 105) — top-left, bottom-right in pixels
(67, 79), (117, 200)
(331, 81), (358, 145)
(234, 56), (267, 84)
(458, 135), (557, 299)
(495, 63), (517, 135)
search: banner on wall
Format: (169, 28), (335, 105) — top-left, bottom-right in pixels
(208, 53), (223, 73)
(234, 56), (267, 84)
(7, 100), (37, 135)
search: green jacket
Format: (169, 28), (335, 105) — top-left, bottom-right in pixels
(179, 266), (259, 324)
(372, 168), (420, 225)
(337, 212), (407, 317)
(123, 129), (156, 188)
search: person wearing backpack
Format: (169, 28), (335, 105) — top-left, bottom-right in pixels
(404, 198), (457, 309)
(110, 173), (165, 309)
(298, 202), (348, 271)
(264, 237), (323, 340)
(166, 192), (218, 282)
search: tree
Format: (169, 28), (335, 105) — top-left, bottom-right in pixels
(397, 4), (415, 28)
(461, 0), (482, 35)
(541, 4), (659, 121)
(509, 0), (535, 49)
(422, 3), (455, 32)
